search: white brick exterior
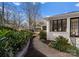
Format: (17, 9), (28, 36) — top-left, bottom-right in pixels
(47, 18), (71, 42)
(46, 12), (79, 48)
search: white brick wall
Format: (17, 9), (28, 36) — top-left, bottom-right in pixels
(47, 17), (79, 48)
(47, 18), (71, 42)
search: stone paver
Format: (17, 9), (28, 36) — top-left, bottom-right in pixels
(33, 36), (75, 57)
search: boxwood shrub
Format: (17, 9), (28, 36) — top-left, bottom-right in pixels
(39, 30), (46, 42)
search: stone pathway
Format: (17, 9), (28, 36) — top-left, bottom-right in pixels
(33, 36), (75, 57)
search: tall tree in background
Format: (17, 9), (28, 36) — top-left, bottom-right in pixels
(0, 8), (2, 26)
(9, 4), (19, 29)
(5, 7), (11, 24)
(1, 2), (4, 26)
(0, 2), (5, 26)
(16, 11), (23, 29)
(0, 2), (41, 30)
(22, 2), (41, 31)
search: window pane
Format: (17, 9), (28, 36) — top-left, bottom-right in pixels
(51, 20), (54, 31)
(53, 20), (57, 31)
(70, 18), (79, 36)
(62, 19), (67, 31)
(50, 20), (54, 31)
(42, 26), (46, 30)
(50, 20), (52, 31)
(58, 20), (61, 31)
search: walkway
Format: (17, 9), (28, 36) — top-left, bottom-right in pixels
(32, 36), (74, 57)
(25, 36), (46, 57)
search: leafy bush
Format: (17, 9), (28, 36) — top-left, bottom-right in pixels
(0, 26), (16, 31)
(39, 31), (46, 42)
(20, 30), (33, 39)
(48, 36), (79, 56)
(50, 36), (73, 52)
(76, 49), (79, 56)
(0, 27), (33, 57)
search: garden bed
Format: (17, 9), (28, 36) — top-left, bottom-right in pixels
(16, 38), (31, 57)
(39, 33), (79, 56)
(0, 27), (33, 57)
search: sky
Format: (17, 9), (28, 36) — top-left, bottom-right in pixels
(41, 2), (79, 17)
(13, 2), (79, 17)
(1, 2), (79, 17)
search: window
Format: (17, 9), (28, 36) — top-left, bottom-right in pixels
(70, 18), (79, 37)
(58, 20), (61, 31)
(50, 20), (52, 31)
(50, 19), (67, 32)
(42, 26), (46, 30)
(62, 19), (67, 31)
(53, 20), (58, 31)
(52, 20), (54, 31)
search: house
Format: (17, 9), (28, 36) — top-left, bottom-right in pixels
(35, 20), (47, 32)
(40, 20), (47, 31)
(46, 11), (79, 48)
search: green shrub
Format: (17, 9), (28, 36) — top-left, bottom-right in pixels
(50, 36), (73, 52)
(0, 26), (16, 31)
(75, 48), (79, 56)
(39, 31), (46, 42)
(0, 27), (33, 56)
(49, 36), (79, 56)
(0, 29), (10, 39)
(20, 30), (33, 39)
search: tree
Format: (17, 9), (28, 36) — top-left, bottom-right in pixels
(16, 11), (23, 29)
(0, 2), (11, 27)
(0, 2), (5, 26)
(5, 7), (11, 24)
(0, 10), (2, 25)
(22, 2), (41, 31)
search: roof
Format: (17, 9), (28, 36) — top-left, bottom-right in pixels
(45, 11), (79, 20)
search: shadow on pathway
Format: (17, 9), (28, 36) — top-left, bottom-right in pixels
(24, 37), (46, 57)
